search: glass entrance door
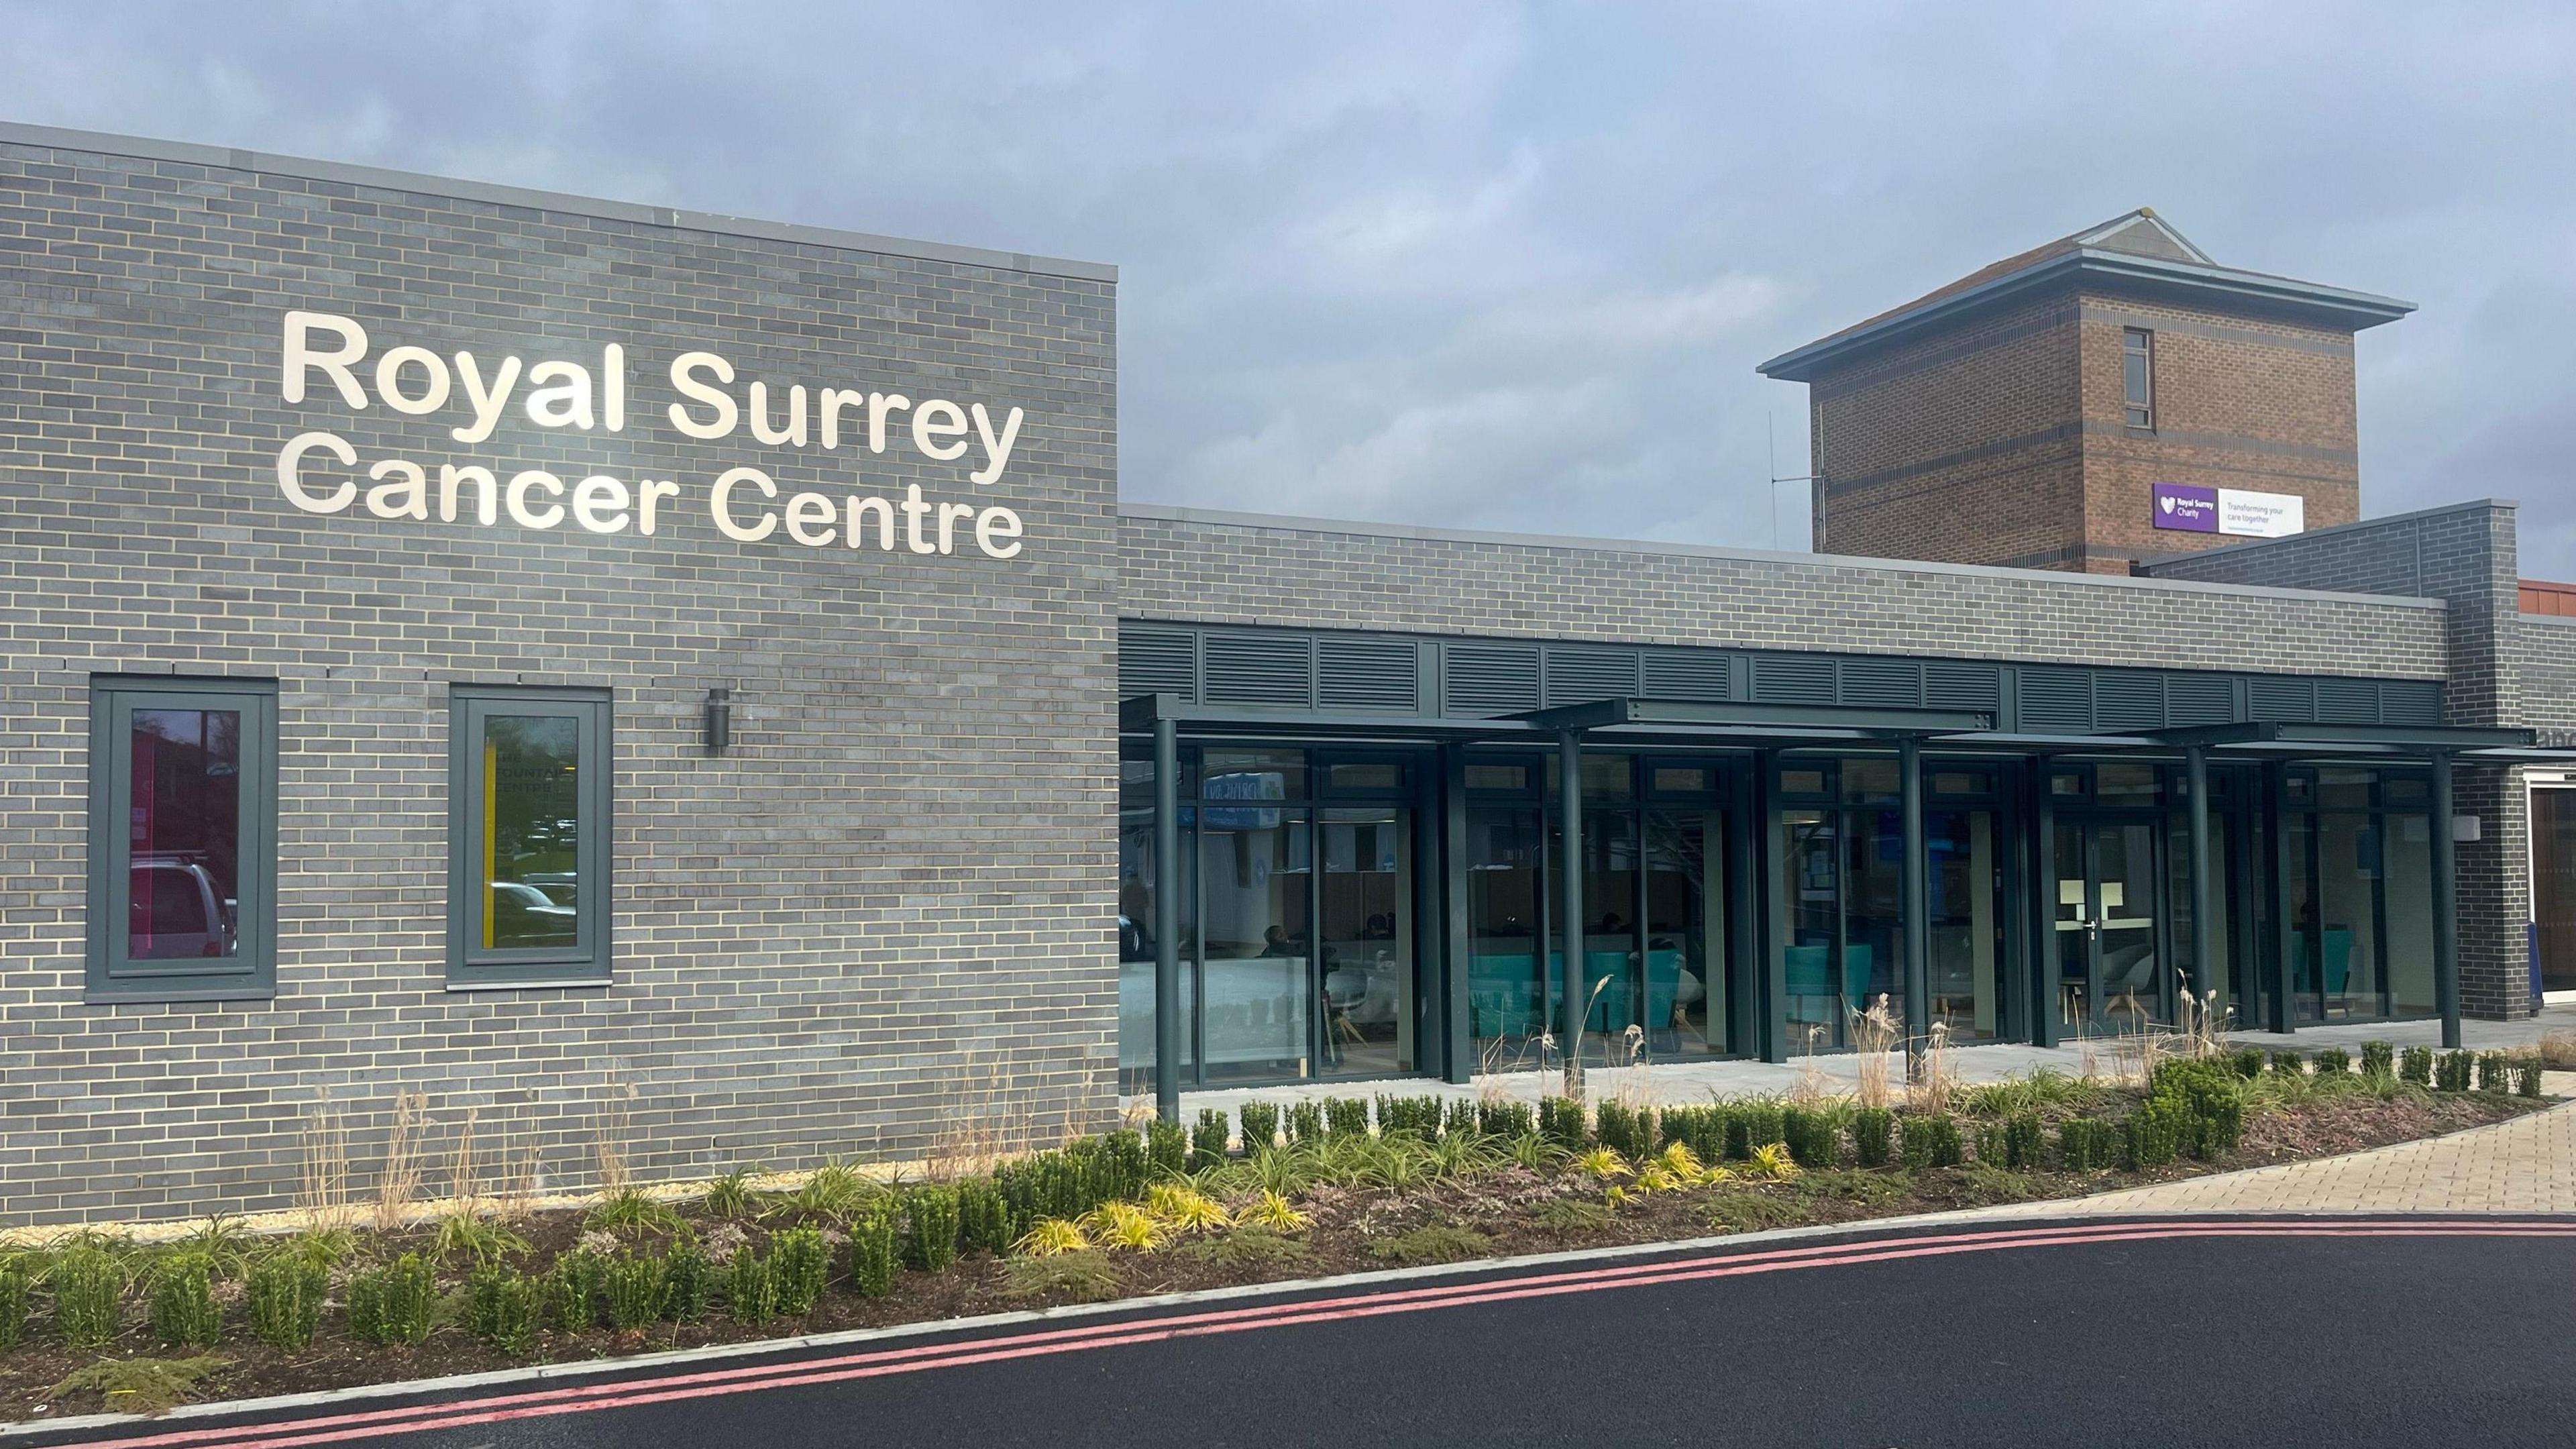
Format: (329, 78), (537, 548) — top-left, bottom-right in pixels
(2053, 818), (2165, 1032)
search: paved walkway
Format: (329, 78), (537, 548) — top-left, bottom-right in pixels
(1171, 1002), (2576, 1124)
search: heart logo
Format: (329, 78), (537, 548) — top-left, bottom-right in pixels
(2159, 496), (2174, 514)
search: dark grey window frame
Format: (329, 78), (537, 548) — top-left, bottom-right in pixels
(447, 685), (613, 989)
(2123, 326), (2155, 430)
(85, 675), (279, 1004)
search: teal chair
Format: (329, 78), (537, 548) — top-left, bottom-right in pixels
(1843, 943), (1875, 1013)
(1785, 945), (1833, 1026)
(1644, 947), (1685, 1028)
(1468, 953), (1538, 1037)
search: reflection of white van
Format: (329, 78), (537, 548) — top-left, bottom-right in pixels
(129, 856), (235, 959)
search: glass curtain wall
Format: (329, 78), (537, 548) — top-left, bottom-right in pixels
(2282, 767), (2434, 1023)
(2533, 788), (2576, 995)
(1117, 750), (1195, 1096)
(1926, 768), (2005, 1042)
(2167, 768), (2249, 1031)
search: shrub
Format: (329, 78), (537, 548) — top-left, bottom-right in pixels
(1595, 1100), (1654, 1161)
(1145, 1119), (1189, 1178)
(906, 1185), (962, 1273)
(2312, 1047), (2351, 1076)
(1238, 1102), (1281, 1152)
(1721, 1102), (1785, 1161)
(1660, 1105), (1724, 1165)
(1099, 1131), (1150, 1201)
(1286, 1102), (1324, 1144)
(2149, 1059), (2245, 1159)
(2269, 1051), (2305, 1076)
(1442, 1097), (1482, 1139)
(2002, 1112), (2045, 1170)
(148, 1253), (221, 1349)
(663, 1239), (710, 1322)
(2437, 1050), (2475, 1092)
(1324, 1097), (1369, 1139)
(1477, 1100), (1536, 1140)
(2401, 1046), (2435, 1085)
(51, 1247), (125, 1350)
(1191, 1109), (1233, 1168)
(847, 1204), (899, 1298)
(0, 1267), (27, 1353)
(771, 1227), (830, 1315)
(349, 1253), (435, 1346)
(1781, 1106), (1837, 1169)
(2230, 1047), (2266, 1079)
(541, 1249), (604, 1336)
(2057, 1117), (2114, 1171)
(2518, 1059), (2546, 1099)
(2122, 1099), (2186, 1170)
(467, 1269), (541, 1356)
(1900, 1114), (1962, 1170)
(2360, 1040), (2395, 1082)
(1538, 1096), (1589, 1152)
(957, 1177), (1012, 1257)
(727, 1249), (775, 1326)
(2477, 1051), (2513, 1093)
(1850, 1108), (1893, 1168)
(603, 1252), (667, 1331)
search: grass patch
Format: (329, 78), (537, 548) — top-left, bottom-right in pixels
(47, 1356), (229, 1415)
(1702, 1190), (1805, 1235)
(1173, 1230), (1313, 1270)
(1795, 1169), (1911, 1210)
(1534, 1198), (1615, 1234)
(1946, 1162), (2042, 1206)
(1364, 1225), (1493, 1266)
(999, 1250), (1122, 1303)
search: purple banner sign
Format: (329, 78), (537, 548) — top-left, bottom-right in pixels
(2153, 482), (2218, 533)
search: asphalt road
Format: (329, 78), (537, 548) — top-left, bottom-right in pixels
(33, 1216), (2576, 1449)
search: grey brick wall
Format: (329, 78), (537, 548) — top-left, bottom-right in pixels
(2520, 615), (2576, 747)
(1120, 506), (2449, 678)
(2144, 502), (2534, 1018)
(0, 128), (1120, 1224)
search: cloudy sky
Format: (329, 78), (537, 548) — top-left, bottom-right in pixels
(7, 2), (2573, 569)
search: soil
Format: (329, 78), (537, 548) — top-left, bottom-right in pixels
(0, 1088), (2544, 1424)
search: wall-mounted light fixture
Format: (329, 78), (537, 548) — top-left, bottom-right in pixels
(702, 686), (734, 757)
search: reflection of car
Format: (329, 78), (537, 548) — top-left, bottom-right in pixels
(489, 881), (578, 944)
(129, 857), (235, 959)
(519, 871), (578, 908)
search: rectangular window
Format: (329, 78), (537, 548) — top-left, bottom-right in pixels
(2123, 327), (2155, 429)
(449, 686), (611, 987)
(87, 676), (278, 1002)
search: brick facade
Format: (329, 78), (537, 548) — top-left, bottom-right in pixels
(0, 127), (1120, 1224)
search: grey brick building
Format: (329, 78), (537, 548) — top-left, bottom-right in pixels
(3, 124), (2563, 1224)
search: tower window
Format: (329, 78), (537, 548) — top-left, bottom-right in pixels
(2123, 327), (2155, 429)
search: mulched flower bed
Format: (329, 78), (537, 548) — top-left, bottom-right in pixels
(0, 1075), (2544, 1424)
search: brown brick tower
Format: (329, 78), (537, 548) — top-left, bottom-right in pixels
(1758, 210), (2413, 574)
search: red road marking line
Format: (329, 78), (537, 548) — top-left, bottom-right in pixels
(66, 1218), (2576, 1449)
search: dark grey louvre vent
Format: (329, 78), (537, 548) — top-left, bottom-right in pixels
(1446, 643), (1542, 714)
(2379, 679), (2443, 726)
(1318, 638), (1419, 711)
(1838, 657), (1923, 709)
(1201, 632), (1314, 707)
(2018, 668), (2094, 732)
(1750, 654), (1837, 704)
(2314, 677), (2383, 724)
(2247, 676), (2316, 722)
(1119, 627), (1197, 700)
(1544, 646), (1642, 706)
(1643, 650), (1733, 702)
(2093, 673), (2166, 732)
(2164, 674), (2235, 727)
(1924, 661), (2002, 714)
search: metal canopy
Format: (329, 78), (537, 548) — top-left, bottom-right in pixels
(2150, 720), (2538, 751)
(1117, 693), (1542, 741)
(1513, 698), (1995, 735)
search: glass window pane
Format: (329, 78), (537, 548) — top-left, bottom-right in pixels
(2124, 350), (2150, 407)
(1197, 816), (1310, 1081)
(1118, 804), (1196, 1094)
(1928, 810), (2002, 1042)
(1646, 808), (1724, 1055)
(1780, 809), (1843, 1038)
(2096, 763), (2161, 807)
(2316, 811), (2381, 1018)
(126, 708), (242, 961)
(482, 714), (582, 950)
(1841, 759), (1898, 802)
(1320, 807), (1413, 1078)
(1464, 762), (1530, 793)
(1780, 768), (1829, 797)
(1324, 761), (1407, 794)
(1467, 807), (1545, 1061)
(1202, 749), (1304, 804)
(2386, 812), (2436, 1017)
(1930, 769), (1991, 798)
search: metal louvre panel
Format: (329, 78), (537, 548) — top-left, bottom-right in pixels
(1837, 657), (1924, 709)
(1750, 653), (1837, 704)
(1923, 661), (2002, 714)
(2379, 679), (2443, 726)
(2314, 676), (2384, 724)
(1118, 626), (1197, 701)
(2017, 667), (2094, 732)
(1445, 643), (1542, 714)
(1642, 649), (1733, 702)
(2163, 674), (2236, 727)
(1318, 637), (1419, 711)
(1201, 631), (1315, 707)
(2093, 672), (2166, 732)
(1544, 645), (1643, 706)
(2247, 676), (2317, 722)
